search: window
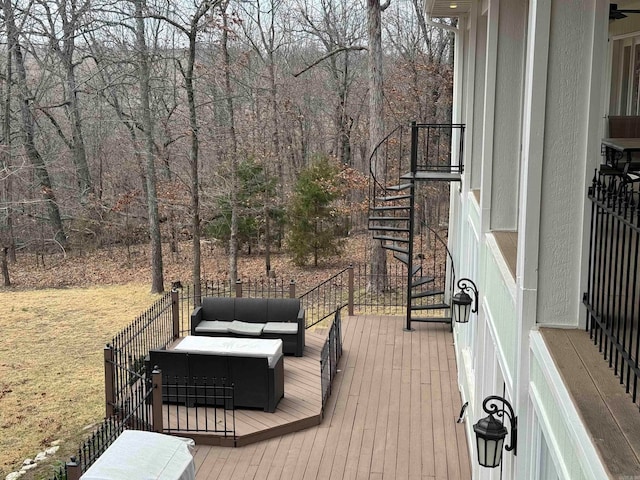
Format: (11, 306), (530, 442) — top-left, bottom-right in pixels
(610, 35), (640, 115)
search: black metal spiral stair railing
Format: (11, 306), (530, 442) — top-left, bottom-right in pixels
(368, 121), (465, 330)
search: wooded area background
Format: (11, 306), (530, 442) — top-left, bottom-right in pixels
(0, 0), (454, 292)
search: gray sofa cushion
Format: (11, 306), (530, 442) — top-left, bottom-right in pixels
(228, 320), (264, 336)
(263, 322), (298, 334)
(194, 320), (229, 334)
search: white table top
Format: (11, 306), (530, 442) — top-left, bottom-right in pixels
(80, 430), (195, 480)
(174, 335), (283, 368)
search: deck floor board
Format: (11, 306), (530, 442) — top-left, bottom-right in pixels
(191, 315), (470, 479)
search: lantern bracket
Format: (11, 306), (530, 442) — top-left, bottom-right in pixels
(482, 395), (517, 455)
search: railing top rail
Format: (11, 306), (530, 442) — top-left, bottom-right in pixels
(412, 123), (466, 128)
(297, 265), (352, 298)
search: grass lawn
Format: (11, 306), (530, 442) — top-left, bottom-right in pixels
(0, 284), (160, 479)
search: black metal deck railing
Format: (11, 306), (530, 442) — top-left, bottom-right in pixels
(585, 171), (640, 407)
(160, 376), (236, 439)
(320, 308), (343, 414)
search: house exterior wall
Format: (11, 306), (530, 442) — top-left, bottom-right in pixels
(444, 0), (611, 478)
(489, 0), (526, 231)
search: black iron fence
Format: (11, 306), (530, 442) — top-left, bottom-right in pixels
(321, 308), (343, 414)
(156, 372), (236, 442)
(585, 172), (640, 407)
(47, 395), (154, 480)
(106, 291), (175, 418)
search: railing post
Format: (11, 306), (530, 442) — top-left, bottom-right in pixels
(66, 457), (82, 480)
(104, 345), (115, 418)
(348, 264), (354, 316)
(171, 288), (180, 339)
(289, 279), (296, 298)
(235, 279), (243, 298)
(152, 368), (164, 433)
(410, 121), (418, 173)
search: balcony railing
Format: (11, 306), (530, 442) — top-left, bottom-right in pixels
(584, 171), (640, 407)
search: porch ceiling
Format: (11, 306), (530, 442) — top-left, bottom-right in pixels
(424, 0), (472, 18)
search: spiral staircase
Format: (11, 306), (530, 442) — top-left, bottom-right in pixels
(368, 122), (465, 330)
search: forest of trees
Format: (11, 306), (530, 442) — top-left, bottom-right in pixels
(0, 0), (454, 292)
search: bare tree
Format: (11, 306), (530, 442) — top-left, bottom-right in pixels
(237, 0), (289, 275)
(1, 24), (16, 268)
(4, 0), (67, 249)
(146, 0), (222, 300)
(133, 0), (164, 293)
(368, 0), (390, 293)
(220, 0), (240, 284)
(30, 0), (94, 203)
(296, 0), (366, 167)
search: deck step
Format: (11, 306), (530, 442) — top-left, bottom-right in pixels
(373, 235), (409, 243)
(394, 253), (409, 264)
(368, 225), (411, 233)
(401, 171), (462, 182)
(383, 244), (409, 254)
(411, 276), (435, 287)
(376, 194), (412, 202)
(411, 289), (444, 299)
(410, 303), (450, 311)
(411, 316), (452, 323)
(393, 255), (421, 276)
(372, 205), (410, 212)
(387, 183), (413, 191)
(368, 216), (410, 223)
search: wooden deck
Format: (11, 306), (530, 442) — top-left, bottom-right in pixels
(541, 327), (640, 478)
(163, 330), (326, 446)
(191, 314), (471, 479)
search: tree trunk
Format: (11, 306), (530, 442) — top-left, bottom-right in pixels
(60, 4), (93, 203)
(222, 1), (239, 285)
(367, 0), (388, 293)
(266, 54), (278, 275)
(2, 33), (15, 262)
(5, 0), (67, 249)
(186, 29), (202, 303)
(134, 0), (164, 294)
(1, 247), (9, 286)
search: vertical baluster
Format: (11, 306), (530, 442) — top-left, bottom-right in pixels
(599, 177), (612, 352)
(611, 185), (624, 370)
(626, 197), (639, 392)
(632, 203), (640, 403)
(604, 180), (617, 361)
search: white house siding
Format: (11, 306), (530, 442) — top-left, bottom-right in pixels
(480, 235), (517, 386)
(537, 0), (602, 327)
(529, 332), (609, 480)
(445, 0), (611, 478)
(489, 0), (527, 231)
(470, 13), (487, 190)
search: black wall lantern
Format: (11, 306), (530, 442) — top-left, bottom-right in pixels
(473, 395), (517, 468)
(451, 278), (478, 323)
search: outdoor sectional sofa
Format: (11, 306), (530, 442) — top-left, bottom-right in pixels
(147, 336), (284, 412)
(191, 297), (305, 357)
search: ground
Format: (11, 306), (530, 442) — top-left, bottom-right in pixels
(5, 233), (371, 291)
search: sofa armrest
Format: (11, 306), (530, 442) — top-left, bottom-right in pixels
(191, 306), (203, 336)
(297, 308), (305, 355)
